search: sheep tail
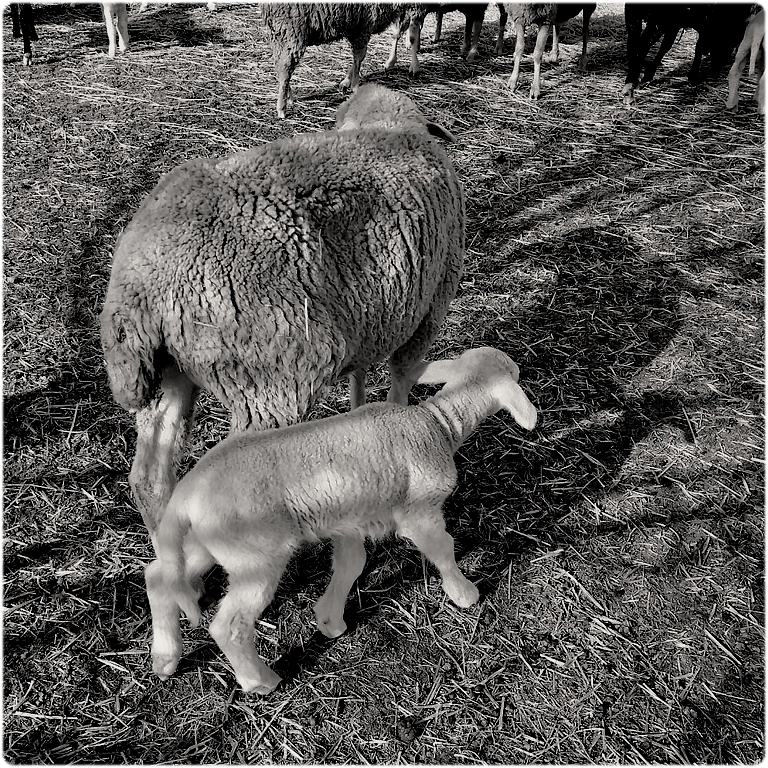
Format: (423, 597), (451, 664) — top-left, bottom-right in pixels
(155, 501), (202, 627)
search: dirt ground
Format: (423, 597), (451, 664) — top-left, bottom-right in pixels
(3, 3), (764, 763)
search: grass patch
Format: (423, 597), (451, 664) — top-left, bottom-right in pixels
(3, 3), (764, 763)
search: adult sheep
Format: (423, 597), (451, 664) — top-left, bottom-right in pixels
(262, 2), (428, 118)
(100, 84), (465, 549)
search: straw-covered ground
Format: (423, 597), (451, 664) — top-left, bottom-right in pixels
(3, 2), (764, 764)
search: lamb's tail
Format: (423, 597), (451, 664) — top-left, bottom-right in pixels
(155, 500), (202, 627)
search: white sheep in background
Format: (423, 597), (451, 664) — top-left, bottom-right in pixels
(726, 9), (765, 115)
(502, 3), (596, 99)
(138, 2), (217, 11)
(146, 346), (538, 693)
(100, 84), (464, 551)
(101, 3), (128, 58)
(261, 2), (428, 118)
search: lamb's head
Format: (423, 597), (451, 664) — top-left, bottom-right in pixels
(100, 298), (163, 412)
(336, 84), (455, 142)
(416, 347), (538, 431)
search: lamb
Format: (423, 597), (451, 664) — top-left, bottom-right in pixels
(726, 9), (765, 115)
(102, 3), (129, 59)
(100, 84), (465, 551)
(261, 3), (428, 118)
(502, 3), (596, 100)
(145, 346), (538, 693)
(9, 3), (37, 66)
(623, 4), (753, 107)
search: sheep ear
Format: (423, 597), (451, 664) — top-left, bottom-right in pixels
(495, 380), (538, 431)
(413, 358), (461, 385)
(426, 122), (456, 142)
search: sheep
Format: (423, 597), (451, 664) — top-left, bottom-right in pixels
(9, 3), (37, 66)
(726, 9), (765, 114)
(261, 3), (428, 118)
(623, 4), (753, 107)
(145, 346), (538, 693)
(100, 84), (465, 552)
(501, 3), (596, 100)
(138, 2), (217, 12)
(102, 3), (129, 59)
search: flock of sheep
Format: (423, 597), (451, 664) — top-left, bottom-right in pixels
(10, 2), (764, 695)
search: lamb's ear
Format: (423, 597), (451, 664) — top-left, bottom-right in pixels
(495, 380), (538, 431)
(426, 122), (456, 142)
(413, 357), (461, 385)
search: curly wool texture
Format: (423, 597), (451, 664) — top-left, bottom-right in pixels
(262, 2), (421, 49)
(101, 86), (464, 431)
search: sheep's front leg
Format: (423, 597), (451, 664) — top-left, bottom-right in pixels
(530, 21), (552, 99)
(577, 6), (594, 72)
(209, 575), (284, 694)
(348, 368), (366, 410)
(508, 20), (526, 92)
(313, 536), (366, 638)
(549, 23), (560, 63)
(129, 360), (198, 551)
(384, 17), (405, 70)
(495, 5), (508, 54)
(463, 18), (483, 62)
(102, 6), (118, 58)
(274, 46), (300, 118)
(115, 6), (129, 54)
(397, 507), (479, 609)
(408, 17), (422, 74)
(342, 36), (370, 91)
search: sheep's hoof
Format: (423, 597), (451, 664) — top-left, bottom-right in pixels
(495, 43), (504, 55)
(241, 669), (282, 695)
(317, 618), (347, 639)
(528, 88), (541, 100)
(153, 653), (181, 681)
(466, 51), (478, 63)
(22, 54), (31, 66)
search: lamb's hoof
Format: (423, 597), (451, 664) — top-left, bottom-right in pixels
(529, 88), (541, 100)
(466, 51), (478, 63)
(22, 54), (31, 66)
(153, 654), (181, 681)
(317, 618), (347, 639)
(241, 669), (282, 695)
(445, 580), (480, 608)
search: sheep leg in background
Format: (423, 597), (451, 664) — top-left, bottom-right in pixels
(508, 18), (526, 91)
(462, 17), (484, 62)
(577, 4), (595, 72)
(129, 361), (198, 549)
(313, 536), (367, 638)
(529, 21), (552, 99)
(495, 4), (508, 54)
(273, 45), (300, 118)
(434, 8), (445, 42)
(11, 3), (37, 66)
(407, 16), (422, 74)
(397, 506), (480, 608)
(102, 3), (129, 58)
(549, 22), (561, 62)
(623, 17), (665, 105)
(208, 564), (287, 694)
(727, 11), (766, 113)
(348, 368), (367, 410)
(384, 16), (407, 70)
(341, 36), (370, 91)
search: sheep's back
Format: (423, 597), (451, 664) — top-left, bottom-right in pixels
(105, 129), (464, 426)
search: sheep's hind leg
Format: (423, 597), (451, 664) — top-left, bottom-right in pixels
(529, 21), (551, 99)
(313, 536), (366, 638)
(130, 360), (198, 553)
(348, 368), (366, 410)
(397, 506), (479, 609)
(341, 36), (370, 91)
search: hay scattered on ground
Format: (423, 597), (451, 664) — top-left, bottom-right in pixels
(3, 3), (764, 763)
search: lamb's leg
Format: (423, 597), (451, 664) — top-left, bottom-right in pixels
(146, 559), (184, 680)
(727, 29), (754, 111)
(208, 565), (287, 694)
(129, 360), (198, 550)
(313, 536), (366, 638)
(530, 21), (552, 99)
(397, 507), (479, 609)
(348, 369), (366, 410)
(342, 35), (370, 91)
(495, 4), (507, 54)
(508, 19), (526, 92)
(577, 4), (594, 73)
